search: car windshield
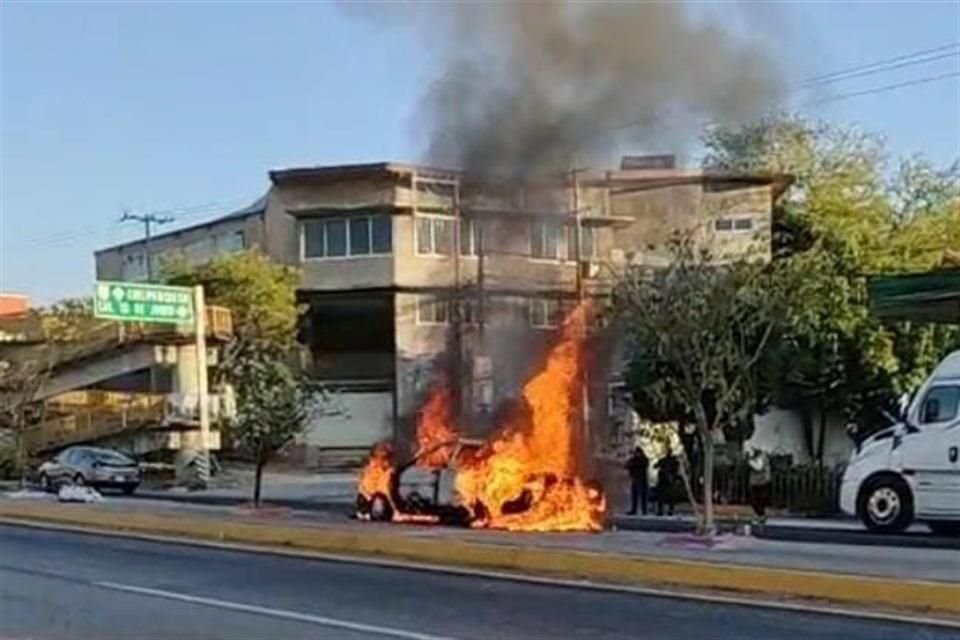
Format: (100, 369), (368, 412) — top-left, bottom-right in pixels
(90, 450), (135, 466)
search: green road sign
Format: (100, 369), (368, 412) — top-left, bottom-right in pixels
(94, 281), (194, 324)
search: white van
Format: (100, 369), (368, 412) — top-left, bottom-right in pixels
(840, 350), (960, 534)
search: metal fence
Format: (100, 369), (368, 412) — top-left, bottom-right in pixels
(712, 464), (845, 515)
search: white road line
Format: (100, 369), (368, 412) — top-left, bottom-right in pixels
(93, 581), (456, 640)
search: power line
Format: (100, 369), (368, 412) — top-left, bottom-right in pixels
(794, 50), (959, 90)
(19, 198), (251, 249)
(800, 70), (960, 108)
(796, 42), (960, 87)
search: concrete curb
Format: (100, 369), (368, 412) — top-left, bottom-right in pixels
(2, 501), (958, 617)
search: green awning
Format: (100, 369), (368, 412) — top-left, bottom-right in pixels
(868, 268), (960, 323)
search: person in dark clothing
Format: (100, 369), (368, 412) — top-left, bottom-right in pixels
(625, 447), (649, 515)
(656, 448), (679, 516)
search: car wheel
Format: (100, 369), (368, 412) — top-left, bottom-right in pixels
(369, 493), (394, 522)
(39, 473), (53, 493)
(858, 475), (913, 533)
(927, 521), (960, 536)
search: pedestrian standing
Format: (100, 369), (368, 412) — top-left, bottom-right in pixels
(656, 448), (679, 516)
(625, 446), (649, 515)
(748, 448), (772, 524)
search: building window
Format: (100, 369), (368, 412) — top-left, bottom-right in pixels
(715, 217), (754, 233)
(121, 252), (147, 281)
(185, 237), (216, 264)
(460, 218), (480, 256)
(416, 215), (454, 256)
(372, 215), (392, 253)
(416, 295), (449, 325)
(531, 221), (565, 260)
(581, 225), (597, 259)
(460, 298), (484, 324)
(302, 215), (392, 259)
(219, 231), (245, 253)
(529, 298), (561, 328)
(326, 220), (347, 257)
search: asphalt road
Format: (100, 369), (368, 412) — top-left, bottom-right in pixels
(0, 525), (955, 640)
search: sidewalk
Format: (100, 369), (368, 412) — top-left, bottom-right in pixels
(1, 491), (958, 618)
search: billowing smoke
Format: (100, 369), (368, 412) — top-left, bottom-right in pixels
(375, 2), (785, 179)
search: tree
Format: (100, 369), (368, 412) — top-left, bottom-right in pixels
(0, 357), (53, 484)
(165, 250), (332, 501)
(228, 345), (324, 506)
(165, 249), (301, 354)
(616, 238), (784, 534)
(703, 114), (960, 456)
(0, 298), (98, 482)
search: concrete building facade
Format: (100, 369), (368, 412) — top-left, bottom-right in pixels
(94, 159), (787, 467)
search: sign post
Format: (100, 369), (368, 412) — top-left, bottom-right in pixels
(95, 280), (209, 485)
(193, 285), (210, 483)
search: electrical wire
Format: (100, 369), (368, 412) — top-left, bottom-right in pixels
(795, 42), (960, 87)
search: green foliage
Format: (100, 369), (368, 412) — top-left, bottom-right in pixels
(616, 237), (786, 533)
(164, 251), (319, 488)
(228, 344), (320, 462)
(703, 114), (960, 453)
(165, 249), (301, 353)
(35, 297), (97, 342)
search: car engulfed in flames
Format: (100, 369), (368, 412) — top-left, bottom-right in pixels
(356, 303), (607, 532)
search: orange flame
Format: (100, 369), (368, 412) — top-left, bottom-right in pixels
(455, 302), (605, 531)
(358, 441), (394, 500)
(414, 382), (459, 468)
(356, 302), (606, 532)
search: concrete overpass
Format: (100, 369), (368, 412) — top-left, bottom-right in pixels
(1, 307), (233, 481)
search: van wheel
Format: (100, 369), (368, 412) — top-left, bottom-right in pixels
(369, 493), (394, 522)
(927, 521), (960, 537)
(858, 475), (913, 533)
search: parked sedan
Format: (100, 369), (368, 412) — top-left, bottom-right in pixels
(38, 446), (141, 495)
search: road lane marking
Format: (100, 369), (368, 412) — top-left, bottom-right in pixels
(94, 581), (456, 640)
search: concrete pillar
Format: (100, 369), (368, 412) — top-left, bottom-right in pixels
(174, 344), (200, 417)
(175, 447), (206, 488)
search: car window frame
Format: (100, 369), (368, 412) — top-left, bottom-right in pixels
(919, 384), (960, 425)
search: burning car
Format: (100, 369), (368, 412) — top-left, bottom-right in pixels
(357, 302), (607, 532)
(356, 438), (484, 525)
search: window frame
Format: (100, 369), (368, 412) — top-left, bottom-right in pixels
(416, 295), (450, 326)
(919, 385), (960, 425)
(301, 214), (392, 261)
(530, 221), (567, 262)
(415, 214), (456, 257)
(460, 218), (480, 257)
(529, 298), (562, 329)
(714, 216), (755, 234)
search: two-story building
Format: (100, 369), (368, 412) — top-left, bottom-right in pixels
(95, 157), (788, 467)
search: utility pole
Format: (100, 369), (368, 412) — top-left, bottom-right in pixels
(120, 211), (174, 282)
(120, 210), (174, 396)
(570, 168), (591, 454)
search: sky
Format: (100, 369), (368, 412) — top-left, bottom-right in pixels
(1, 1), (958, 304)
